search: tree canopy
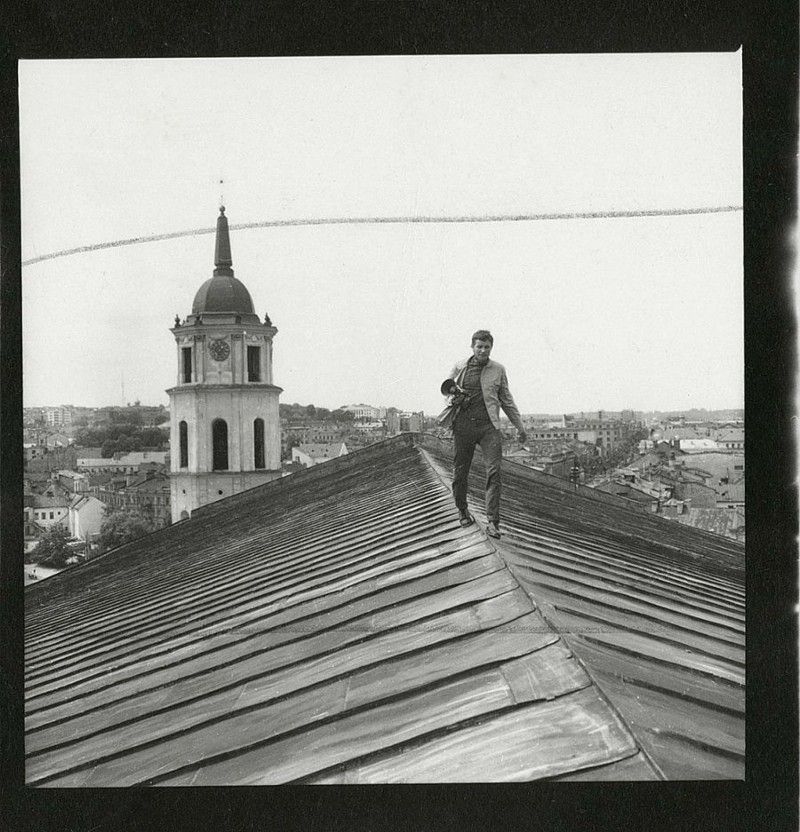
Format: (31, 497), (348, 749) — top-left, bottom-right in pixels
(279, 403), (355, 423)
(97, 511), (155, 553)
(76, 424), (167, 456)
(30, 525), (73, 568)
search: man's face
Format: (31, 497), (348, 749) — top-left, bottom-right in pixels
(472, 339), (493, 364)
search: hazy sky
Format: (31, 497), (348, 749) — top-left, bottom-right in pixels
(20, 54), (742, 415)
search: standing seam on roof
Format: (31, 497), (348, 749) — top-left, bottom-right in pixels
(419, 442), (667, 780)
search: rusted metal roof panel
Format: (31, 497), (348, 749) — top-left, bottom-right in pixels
(26, 435), (657, 785)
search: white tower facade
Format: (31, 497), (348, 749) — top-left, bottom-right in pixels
(167, 207), (283, 522)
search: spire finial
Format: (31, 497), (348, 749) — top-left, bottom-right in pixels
(213, 201), (233, 274)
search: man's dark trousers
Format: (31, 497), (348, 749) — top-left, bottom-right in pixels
(452, 412), (503, 525)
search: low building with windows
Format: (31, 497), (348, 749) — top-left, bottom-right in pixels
(352, 420), (384, 432)
(563, 415), (632, 453)
(96, 471), (172, 529)
(25, 494), (69, 528)
(716, 479), (745, 510)
(55, 470), (90, 493)
(714, 427), (745, 451)
(116, 451), (168, 467)
(77, 458), (141, 474)
(76, 451), (168, 475)
(283, 422), (350, 447)
(23, 494), (70, 554)
(24, 444), (47, 462)
(399, 413), (423, 433)
(526, 427), (581, 443)
(44, 406), (74, 428)
(341, 403), (380, 421)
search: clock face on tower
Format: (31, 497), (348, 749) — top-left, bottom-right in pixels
(208, 339), (230, 362)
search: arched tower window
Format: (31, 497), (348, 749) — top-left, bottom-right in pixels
(182, 347), (192, 383)
(254, 418), (265, 469)
(247, 345), (261, 382)
(212, 419), (228, 470)
(179, 421), (188, 468)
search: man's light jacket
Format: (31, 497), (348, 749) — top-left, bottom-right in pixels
(447, 358), (525, 433)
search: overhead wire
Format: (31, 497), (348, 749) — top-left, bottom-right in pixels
(21, 204), (743, 267)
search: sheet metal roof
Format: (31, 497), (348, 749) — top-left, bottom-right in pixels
(25, 434), (743, 784)
(679, 438), (721, 452)
(671, 507), (745, 540)
(419, 436), (744, 780)
(714, 428), (745, 442)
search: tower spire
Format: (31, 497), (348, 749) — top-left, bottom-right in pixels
(214, 205), (233, 276)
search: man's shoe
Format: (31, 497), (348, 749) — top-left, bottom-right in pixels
(486, 521), (501, 539)
(458, 510), (475, 527)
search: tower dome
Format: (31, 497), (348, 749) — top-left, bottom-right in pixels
(189, 206), (259, 321)
(191, 274), (255, 315)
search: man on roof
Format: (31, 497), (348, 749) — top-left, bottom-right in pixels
(440, 329), (526, 539)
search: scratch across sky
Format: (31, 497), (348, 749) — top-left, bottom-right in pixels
(22, 205), (743, 267)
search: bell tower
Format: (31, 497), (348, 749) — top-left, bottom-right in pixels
(167, 206), (283, 522)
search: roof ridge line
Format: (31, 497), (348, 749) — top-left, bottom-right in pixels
(415, 444), (497, 547)
(415, 443), (662, 773)
(415, 443), (668, 780)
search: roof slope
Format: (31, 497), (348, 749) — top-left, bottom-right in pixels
(419, 436), (744, 780)
(25, 434), (743, 784)
(671, 507), (745, 540)
(28, 494), (69, 509)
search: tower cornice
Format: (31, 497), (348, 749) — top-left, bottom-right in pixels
(166, 383), (284, 395)
(171, 321), (277, 338)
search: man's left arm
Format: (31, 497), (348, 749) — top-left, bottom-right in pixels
(498, 368), (527, 442)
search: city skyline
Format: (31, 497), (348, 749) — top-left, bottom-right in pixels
(25, 400), (744, 420)
(21, 54), (743, 415)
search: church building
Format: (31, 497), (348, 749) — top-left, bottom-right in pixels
(167, 207), (282, 522)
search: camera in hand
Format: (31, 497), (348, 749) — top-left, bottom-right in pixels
(440, 378), (470, 408)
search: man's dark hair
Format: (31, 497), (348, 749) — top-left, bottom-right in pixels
(471, 329), (494, 346)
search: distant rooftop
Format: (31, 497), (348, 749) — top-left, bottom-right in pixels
(295, 442), (347, 458)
